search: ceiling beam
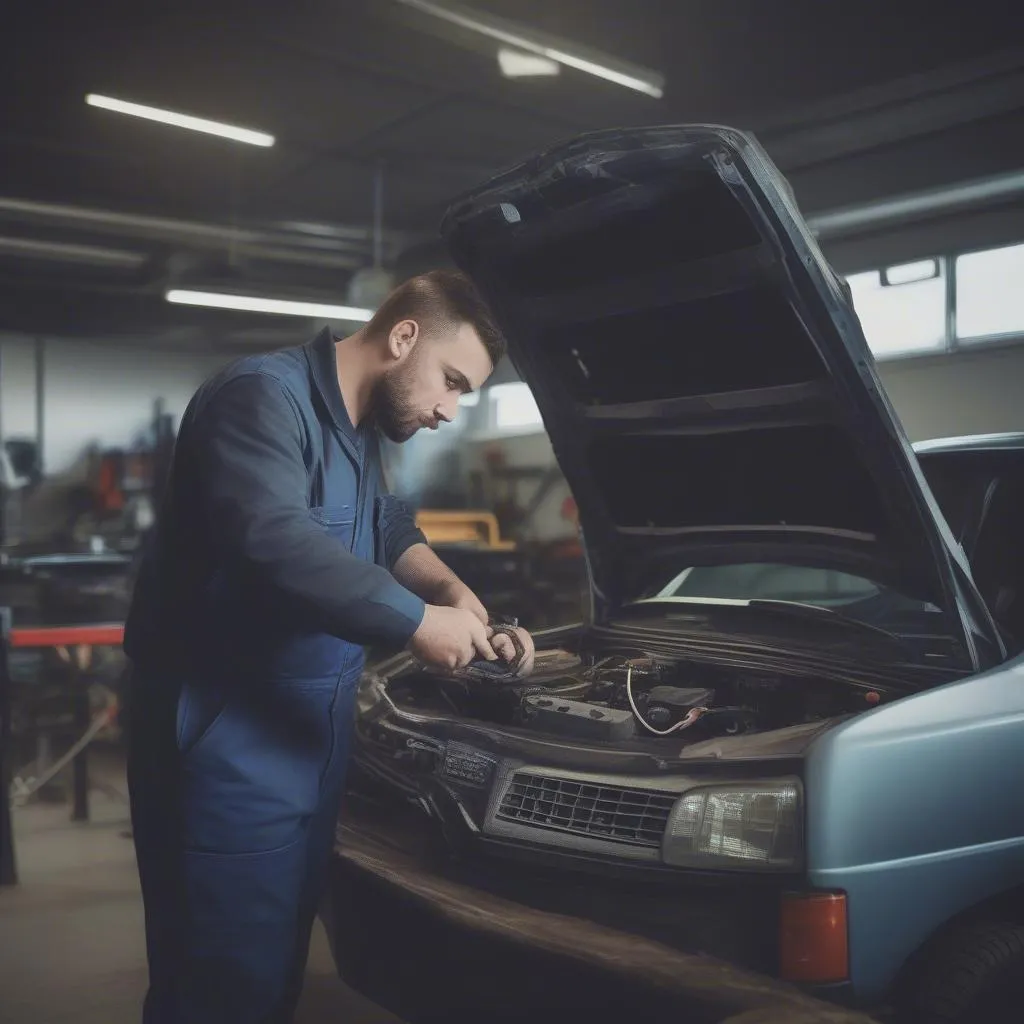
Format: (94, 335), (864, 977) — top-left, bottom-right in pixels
(0, 196), (421, 271)
(760, 47), (1024, 171)
(808, 169), (1024, 239)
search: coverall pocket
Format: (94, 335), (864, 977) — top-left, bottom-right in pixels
(309, 505), (355, 537)
(180, 833), (310, 1019)
(181, 683), (337, 856)
(176, 680), (226, 759)
(184, 832), (308, 911)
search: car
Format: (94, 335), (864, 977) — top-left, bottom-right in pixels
(320, 126), (1024, 1024)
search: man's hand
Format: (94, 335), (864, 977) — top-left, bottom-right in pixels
(435, 581), (535, 676)
(407, 605), (497, 671)
(435, 579), (489, 626)
(492, 626), (536, 676)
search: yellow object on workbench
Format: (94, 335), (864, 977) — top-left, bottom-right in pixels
(415, 510), (516, 550)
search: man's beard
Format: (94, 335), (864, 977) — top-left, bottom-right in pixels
(370, 357), (422, 443)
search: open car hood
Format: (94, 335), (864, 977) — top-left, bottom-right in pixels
(441, 125), (1000, 666)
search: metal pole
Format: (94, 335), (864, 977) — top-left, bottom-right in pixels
(70, 647), (90, 823)
(34, 338), (45, 477)
(0, 338), (5, 444)
(808, 169), (1024, 239)
(0, 607), (18, 885)
(945, 253), (959, 354)
(0, 339), (6, 550)
(373, 162), (385, 269)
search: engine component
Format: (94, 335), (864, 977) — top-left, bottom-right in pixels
(630, 684), (716, 734)
(625, 661), (711, 737)
(392, 640), (892, 745)
(694, 707), (759, 735)
(645, 685), (715, 711)
(646, 705), (673, 728)
(520, 694), (637, 741)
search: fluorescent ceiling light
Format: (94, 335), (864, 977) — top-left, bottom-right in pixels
(86, 94), (275, 147)
(498, 47), (560, 79)
(396, 0), (664, 98)
(166, 289), (373, 321)
(541, 49), (662, 96)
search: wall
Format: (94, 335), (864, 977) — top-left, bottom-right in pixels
(877, 342), (1024, 442)
(0, 335), (231, 476)
(4, 330), (1017, 541)
(464, 430), (571, 543)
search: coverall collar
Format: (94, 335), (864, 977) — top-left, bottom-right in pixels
(304, 326), (361, 443)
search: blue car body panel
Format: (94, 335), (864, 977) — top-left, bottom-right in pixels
(806, 654), (1024, 1001)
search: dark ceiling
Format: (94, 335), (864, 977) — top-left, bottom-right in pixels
(2, 0), (1023, 345)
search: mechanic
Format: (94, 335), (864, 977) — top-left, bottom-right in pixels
(122, 269), (536, 1024)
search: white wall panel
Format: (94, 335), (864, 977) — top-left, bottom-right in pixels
(0, 335), (230, 475)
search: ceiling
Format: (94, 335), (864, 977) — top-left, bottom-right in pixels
(2, 0), (1023, 346)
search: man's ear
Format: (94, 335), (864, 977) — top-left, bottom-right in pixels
(388, 319), (420, 361)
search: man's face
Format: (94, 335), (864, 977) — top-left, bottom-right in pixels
(372, 320), (493, 443)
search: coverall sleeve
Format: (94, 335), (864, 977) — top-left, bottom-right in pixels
(194, 372), (426, 649)
(376, 494), (428, 572)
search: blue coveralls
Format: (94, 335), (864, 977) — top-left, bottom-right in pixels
(123, 328), (427, 1023)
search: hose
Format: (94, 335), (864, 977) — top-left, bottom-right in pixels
(8, 685), (119, 806)
(625, 664), (708, 737)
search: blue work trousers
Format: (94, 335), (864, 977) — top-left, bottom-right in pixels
(126, 648), (362, 1024)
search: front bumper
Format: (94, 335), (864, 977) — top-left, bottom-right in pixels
(321, 796), (878, 1023)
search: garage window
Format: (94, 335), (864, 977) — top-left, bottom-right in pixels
(490, 382), (543, 431)
(846, 258), (947, 358)
(955, 242), (1024, 341)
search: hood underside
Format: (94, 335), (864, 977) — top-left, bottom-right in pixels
(441, 125), (996, 659)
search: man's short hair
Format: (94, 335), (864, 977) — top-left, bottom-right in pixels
(366, 269), (507, 369)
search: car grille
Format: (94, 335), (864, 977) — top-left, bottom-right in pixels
(495, 772), (676, 848)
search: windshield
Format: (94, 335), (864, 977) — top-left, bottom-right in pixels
(631, 562), (944, 630)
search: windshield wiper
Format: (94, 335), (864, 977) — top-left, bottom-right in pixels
(623, 597), (910, 649)
(743, 599), (909, 647)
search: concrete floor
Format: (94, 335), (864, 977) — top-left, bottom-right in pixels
(0, 754), (400, 1024)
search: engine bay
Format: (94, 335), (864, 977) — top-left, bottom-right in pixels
(384, 644), (891, 746)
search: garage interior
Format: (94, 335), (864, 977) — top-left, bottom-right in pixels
(2, 2), (1023, 1023)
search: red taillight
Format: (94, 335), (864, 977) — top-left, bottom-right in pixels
(780, 892), (849, 983)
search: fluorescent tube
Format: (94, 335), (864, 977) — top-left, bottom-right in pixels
(396, 0), (664, 98)
(166, 289), (373, 321)
(86, 94), (275, 147)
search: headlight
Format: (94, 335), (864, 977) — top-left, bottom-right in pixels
(662, 780), (802, 871)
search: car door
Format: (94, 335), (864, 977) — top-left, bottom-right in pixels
(918, 443), (1024, 649)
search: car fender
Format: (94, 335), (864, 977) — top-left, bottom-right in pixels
(804, 654), (1024, 1002)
